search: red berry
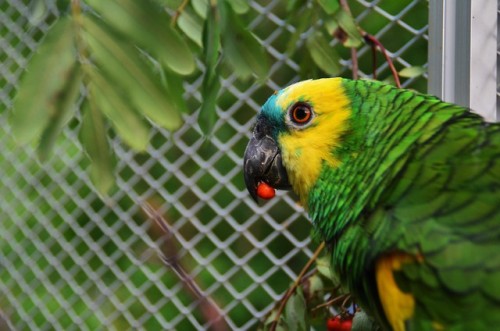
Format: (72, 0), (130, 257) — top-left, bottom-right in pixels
(327, 315), (353, 331)
(327, 316), (341, 331)
(257, 182), (275, 199)
(339, 319), (352, 331)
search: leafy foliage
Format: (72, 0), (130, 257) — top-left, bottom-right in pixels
(10, 16), (77, 145)
(199, 0), (222, 134)
(306, 30), (342, 76)
(9, 0), (271, 194)
(260, 256), (334, 330)
(8, 0), (405, 197)
(284, 0), (363, 77)
(260, 255), (380, 331)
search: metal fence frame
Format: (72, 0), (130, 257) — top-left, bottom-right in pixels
(428, 0), (498, 121)
(1, 0), (497, 330)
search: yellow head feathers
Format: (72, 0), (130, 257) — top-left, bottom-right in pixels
(267, 78), (352, 203)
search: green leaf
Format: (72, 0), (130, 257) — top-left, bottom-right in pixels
(262, 311), (287, 331)
(317, 0), (339, 14)
(316, 256), (336, 281)
(284, 288), (309, 331)
(382, 75), (396, 85)
(285, 5), (313, 55)
(28, 0), (48, 25)
(202, 3), (221, 78)
(153, 0), (183, 9)
(286, 0), (306, 13)
(79, 102), (114, 195)
(37, 63), (82, 161)
(335, 8), (363, 48)
(86, 0), (196, 75)
(164, 70), (189, 114)
(219, 1), (268, 80)
(192, 0), (208, 19)
(306, 31), (341, 76)
(228, 0), (250, 14)
(10, 16), (76, 144)
(178, 8), (203, 47)
(82, 15), (183, 130)
(399, 66), (426, 78)
(303, 274), (324, 301)
(323, 17), (339, 36)
(88, 70), (150, 152)
(199, 70), (221, 134)
(198, 2), (222, 134)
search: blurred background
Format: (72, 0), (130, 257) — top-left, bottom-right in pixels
(0, 0), (429, 330)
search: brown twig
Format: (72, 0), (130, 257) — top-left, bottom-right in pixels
(142, 202), (229, 331)
(370, 42), (377, 79)
(70, 0), (81, 17)
(70, 0), (86, 59)
(338, 0), (358, 79)
(311, 293), (350, 312)
(341, 294), (352, 310)
(269, 242), (326, 331)
(300, 268), (318, 285)
(363, 33), (401, 87)
(351, 48), (359, 80)
(171, 0), (190, 27)
(334, 0), (401, 87)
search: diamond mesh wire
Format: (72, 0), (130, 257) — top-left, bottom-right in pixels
(0, 0), (429, 330)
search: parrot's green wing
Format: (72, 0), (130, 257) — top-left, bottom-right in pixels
(306, 80), (500, 330)
(360, 100), (500, 330)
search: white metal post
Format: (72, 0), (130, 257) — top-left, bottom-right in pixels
(428, 0), (497, 121)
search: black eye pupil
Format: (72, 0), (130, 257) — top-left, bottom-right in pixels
(295, 107), (308, 119)
(291, 103), (312, 124)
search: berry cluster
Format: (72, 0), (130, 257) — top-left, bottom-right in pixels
(327, 314), (353, 331)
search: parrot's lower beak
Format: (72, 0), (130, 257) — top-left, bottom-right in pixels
(243, 117), (291, 202)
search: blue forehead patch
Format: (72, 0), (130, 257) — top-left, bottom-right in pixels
(258, 90), (287, 137)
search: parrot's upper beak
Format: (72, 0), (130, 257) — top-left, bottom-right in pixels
(243, 116), (291, 202)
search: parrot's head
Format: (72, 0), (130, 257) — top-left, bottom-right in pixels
(244, 78), (352, 204)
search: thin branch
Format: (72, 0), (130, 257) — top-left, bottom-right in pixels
(370, 41), (378, 79)
(171, 0), (190, 27)
(363, 33), (401, 87)
(300, 268), (318, 285)
(341, 294), (352, 310)
(70, 0), (81, 17)
(339, 0), (351, 14)
(337, 0), (399, 85)
(70, 0), (85, 58)
(338, 0), (359, 79)
(311, 293), (350, 312)
(351, 48), (359, 80)
(142, 202), (229, 331)
(269, 242), (326, 331)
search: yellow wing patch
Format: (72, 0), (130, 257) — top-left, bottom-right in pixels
(275, 78), (352, 203)
(376, 253), (420, 331)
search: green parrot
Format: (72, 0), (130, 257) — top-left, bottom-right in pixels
(243, 78), (500, 330)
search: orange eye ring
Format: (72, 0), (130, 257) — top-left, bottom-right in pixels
(290, 103), (313, 125)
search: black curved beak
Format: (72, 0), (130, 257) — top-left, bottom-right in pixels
(243, 116), (291, 202)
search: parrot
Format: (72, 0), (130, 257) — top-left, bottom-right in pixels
(243, 78), (500, 330)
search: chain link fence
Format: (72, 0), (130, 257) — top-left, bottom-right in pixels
(0, 1), (429, 330)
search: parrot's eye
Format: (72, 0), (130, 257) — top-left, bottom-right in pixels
(289, 102), (313, 126)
